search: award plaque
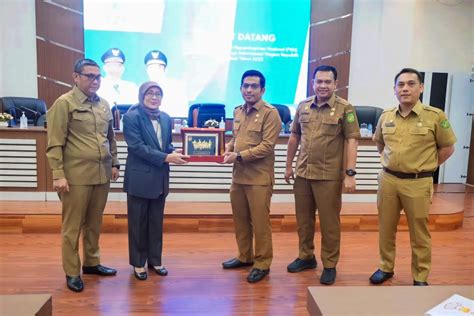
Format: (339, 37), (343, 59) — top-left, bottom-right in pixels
(181, 127), (225, 162)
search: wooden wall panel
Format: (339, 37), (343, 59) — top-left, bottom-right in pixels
(35, 0), (84, 50)
(311, 0), (353, 23)
(307, 0), (354, 99)
(37, 78), (70, 108)
(36, 40), (81, 86)
(335, 87), (348, 100)
(36, 0), (84, 108)
(309, 17), (353, 60)
(50, 0), (83, 12)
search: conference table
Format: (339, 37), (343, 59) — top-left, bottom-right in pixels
(307, 285), (474, 316)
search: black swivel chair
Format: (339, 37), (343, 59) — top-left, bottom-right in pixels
(0, 97), (47, 126)
(354, 106), (384, 132)
(271, 104), (292, 124)
(271, 104), (292, 133)
(187, 103), (226, 128)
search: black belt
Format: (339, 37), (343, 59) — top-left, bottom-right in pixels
(383, 167), (433, 179)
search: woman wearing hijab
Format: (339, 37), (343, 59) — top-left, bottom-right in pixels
(123, 81), (189, 280)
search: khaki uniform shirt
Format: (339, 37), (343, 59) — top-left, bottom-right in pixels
(228, 99), (281, 185)
(46, 86), (119, 185)
(373, 101), (457, 173)
(291, 94), (360, 180)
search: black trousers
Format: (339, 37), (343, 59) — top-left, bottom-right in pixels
(127, 194), (166, 268)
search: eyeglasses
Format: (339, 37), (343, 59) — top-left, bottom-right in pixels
(77, 73), (102, 81)
(145, 91), (163, 98)
(242, 83), (261, 90)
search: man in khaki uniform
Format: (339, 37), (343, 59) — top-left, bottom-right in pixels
(369, 68), (456, 286)
(222, 70), (281, 283)
(47, 58), (120, 292)
(285, 65), (360, 285)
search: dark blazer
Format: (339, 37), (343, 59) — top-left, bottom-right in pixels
(123, 106), (174, 199)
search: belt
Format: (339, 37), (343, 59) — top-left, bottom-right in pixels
(383, 167), (433, 179)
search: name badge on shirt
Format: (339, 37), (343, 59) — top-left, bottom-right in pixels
(385, 120), (395, 127)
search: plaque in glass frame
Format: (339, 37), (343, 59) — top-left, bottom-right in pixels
(180, 127), (225, 162)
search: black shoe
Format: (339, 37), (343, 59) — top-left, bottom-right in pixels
(320, 268), (337, 285)
(222, 258), (253, 269)
(413, 280), (429, 286)
(247, 268), (270, 283)
(66, 275), (84, 292)
(82, 264), (117, 276)
(287, 256), (317, 273)
(133, 267), (147, 281)
(369, 269), (394, 285)
(148, 264), (168, 276)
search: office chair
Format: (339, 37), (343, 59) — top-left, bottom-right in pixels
(271, 104), (292, 124)
(354, 106), (384, 131)
(0, 97), (48, 126)
(187, 103), (226, 128)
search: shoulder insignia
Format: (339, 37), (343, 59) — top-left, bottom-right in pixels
(335, 95), (350, 106)
(382, 106), (397, 113)
(423, 105), (442, 114)
(299, 96), (314, 106)
(263, 103), (275, 109)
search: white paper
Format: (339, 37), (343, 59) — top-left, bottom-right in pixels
(425, 294), (473, 316)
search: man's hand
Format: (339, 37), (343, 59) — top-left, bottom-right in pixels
(284, 166), (295, 184)
(165, 153), (189, 165)
(53, 178), (69, 193)
(223, 152), (237, 164)
(111, 167), (120, 181)
(344, 175), (356, 193)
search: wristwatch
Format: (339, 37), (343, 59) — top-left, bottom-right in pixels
(113, 164), (121, 170)
(345, 169), (356, 176)
(236, 152), (242, 162)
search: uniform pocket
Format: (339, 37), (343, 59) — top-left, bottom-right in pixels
(321, 117), (341, 135)
(409, 126), (433, 147)
(382, 126), (397, 134)
(248, 122), (262, 143)
(409, 127), (428, 135)
(72, 110), (92, 121)
(299, 115), (310, 124)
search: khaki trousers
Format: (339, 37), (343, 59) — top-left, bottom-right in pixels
(60, 182), (110, 277)
(230, 183), (273, 270)
(294, 177), (342, 268)
(377, 171), (433, 282)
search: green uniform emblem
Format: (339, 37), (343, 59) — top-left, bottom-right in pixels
(346, 112), (355, 123)
(440, 119), (451, 129)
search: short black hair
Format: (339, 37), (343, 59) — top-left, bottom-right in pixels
(74, 58), (99, 73)
(313, 65), (337, 80)
(241, 70), (266, 88)
(394, 68), (423, 84)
